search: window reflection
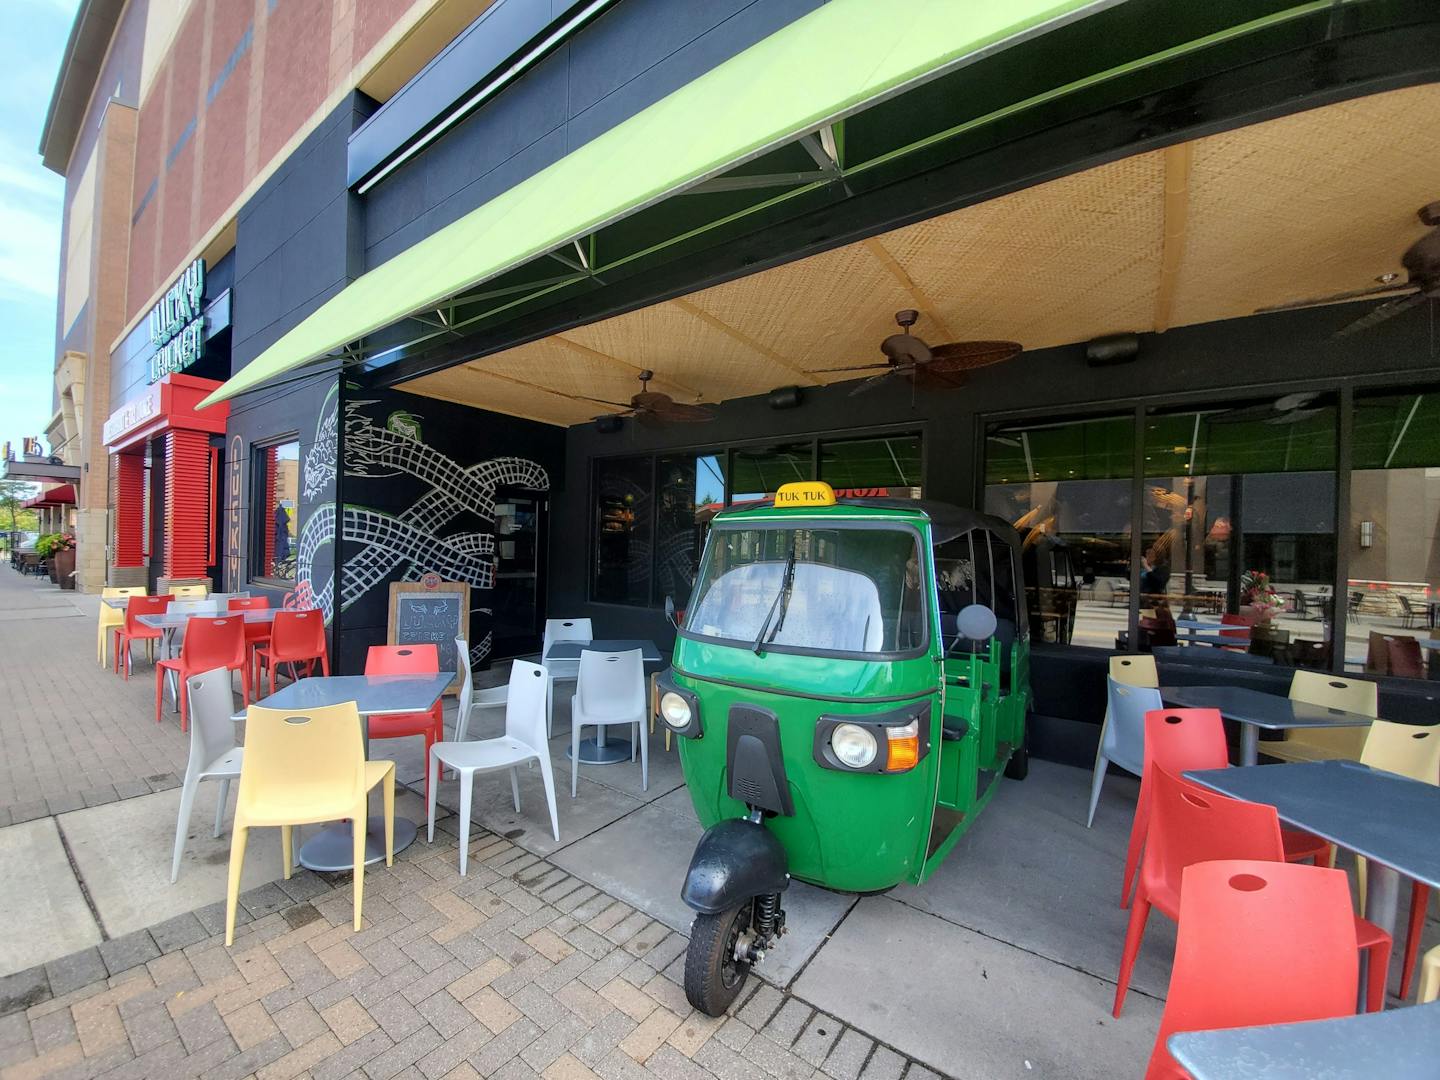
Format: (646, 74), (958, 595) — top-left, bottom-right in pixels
(252, 440), (299, 584)
(593, 457), (652, 605)
(1143, 397), (1337, 666)
(1347, 389), (1439, 679)
(819, 435), (922, 498)
(655, 452), (726, 609)
(984, 415), (1134, 649)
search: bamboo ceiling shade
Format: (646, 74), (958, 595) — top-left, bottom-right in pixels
(399, 84), (1440, 427)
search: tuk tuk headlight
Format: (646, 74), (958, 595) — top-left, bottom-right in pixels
(659, 692), (692, 729)
(830, 724), (878, 769)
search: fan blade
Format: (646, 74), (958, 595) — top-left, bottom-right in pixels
(650, 401), (715, 423)
(847, 370), (899, 397)
(1207, 404), (1277, 425)
(1263, 408), (1325, 426)
(913, 365), (967, 391)
(1333, 292), (1426, 338)
(927, 340), (1022, 371)
(1255, 283), (1416, 315)
(810, 362), (892, 373)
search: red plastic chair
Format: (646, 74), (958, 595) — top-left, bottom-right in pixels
(1144, 860), (1359, 1080)
(1115, 766), (1287, 1016)
(1121, 708), (1328, 908)
(228, 596), (272, 663)
(155, 615), (249, 732)
(365, 645), (445, 800)
(252, 609), (329, 696)
(1400, 881), (1431, 1000)
(113, 595), (173, 677)
(1219, 611), (1255, 651)
(1122, 709), (1228, 908)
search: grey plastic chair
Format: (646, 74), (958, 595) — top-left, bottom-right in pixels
(171, 668), (244, 883)
(452, 637), (506, 744)
(541, 618), (593, 736)
(1088, 677), (1161, 828)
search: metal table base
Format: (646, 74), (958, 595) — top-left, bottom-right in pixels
(298, 815), (418, 871)
(567, 734), (633, 765)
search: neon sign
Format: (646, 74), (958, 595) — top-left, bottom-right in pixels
(147, 259), (206, 383)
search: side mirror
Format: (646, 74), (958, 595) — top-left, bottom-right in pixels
(957, 603), (998, 642)
(664, 595), (679, 629)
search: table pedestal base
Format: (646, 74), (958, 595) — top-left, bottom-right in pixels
(568, 736), (632, 765)
(297, 816), (417, 871)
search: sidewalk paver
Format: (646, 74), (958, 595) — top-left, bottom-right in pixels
(0, 818), (100, 975)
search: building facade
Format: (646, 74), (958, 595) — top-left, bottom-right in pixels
(40, 0), (1440, 760)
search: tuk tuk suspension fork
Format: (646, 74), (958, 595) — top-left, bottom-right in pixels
(733, 809), (787, 964)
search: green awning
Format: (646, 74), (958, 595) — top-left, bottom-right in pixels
(200, 0), (1107, 407)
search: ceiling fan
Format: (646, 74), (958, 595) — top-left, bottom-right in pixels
(586, 370), (714, 426)
(1255, 202), (1440, 337)
(813, 310), (1022, 396)
(1207, 392), (1326, 426)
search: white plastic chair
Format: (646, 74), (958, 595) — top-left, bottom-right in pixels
(1087, 676), (1162, 828)
(570, 649), (647, 796)
(427, 659), (559, 872)
(170, 668), (244, 882)
(542, 618), (593, 736)
(452, 636), (506, 744)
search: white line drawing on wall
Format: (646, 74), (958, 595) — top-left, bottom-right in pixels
(292, 397), (549, 665)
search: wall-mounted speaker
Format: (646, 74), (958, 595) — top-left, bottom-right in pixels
(594, 414), (624, 434)
(768, 386), (803, 410)
(1085, 333), (1140, 367)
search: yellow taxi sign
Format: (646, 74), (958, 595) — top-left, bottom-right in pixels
(775, 481), (836, 508)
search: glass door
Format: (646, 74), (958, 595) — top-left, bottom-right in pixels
(491, 488), (547, 658)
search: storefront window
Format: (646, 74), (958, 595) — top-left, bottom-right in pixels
(655, 452), (726, 609)
(592, 456), (653, 605)
(819, 435), (922, 498)
(984, 415), (1134, 649)
(1347, 388), (1439, 679)
(1143, 396), (1337, 666)
(251, 440), (299, 584)
(728, 443), (814, 507)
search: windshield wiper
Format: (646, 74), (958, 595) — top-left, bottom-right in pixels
(752, 545), (797, 655)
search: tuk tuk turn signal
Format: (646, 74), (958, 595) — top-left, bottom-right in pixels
(884, 719), (921, 772)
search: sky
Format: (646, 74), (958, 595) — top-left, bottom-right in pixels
(0, 0), (81, 459)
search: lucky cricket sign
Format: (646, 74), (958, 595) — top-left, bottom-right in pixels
(147, 259), (207, 383)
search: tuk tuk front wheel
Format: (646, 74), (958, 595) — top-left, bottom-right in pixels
(684, 902), (753, 1016)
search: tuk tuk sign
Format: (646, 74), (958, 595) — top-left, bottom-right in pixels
(147, 259), (206, 383)
(774, 481), (836, 507)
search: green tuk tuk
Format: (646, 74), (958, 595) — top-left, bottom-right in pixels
(655, 481), (1031, 1014)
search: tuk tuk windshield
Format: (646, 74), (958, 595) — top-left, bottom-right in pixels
(684, 525), (925, 655)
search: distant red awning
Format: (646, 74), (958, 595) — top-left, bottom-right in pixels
(23, 483), (76, 509)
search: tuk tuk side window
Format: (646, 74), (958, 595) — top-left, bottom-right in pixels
(685, 525), (926, 656)
(935, 530), (1024, 654)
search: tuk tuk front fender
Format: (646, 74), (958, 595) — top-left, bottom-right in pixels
(681, 819), (789, 916)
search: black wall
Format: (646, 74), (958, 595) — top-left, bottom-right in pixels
(363, 0), (826, 269)
(333, 387), (565, 673)
(546, 300), (1440, 764)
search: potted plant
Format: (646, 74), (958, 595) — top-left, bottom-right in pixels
(51, 533), (77, 589)
(1239, 568), (1284, 626)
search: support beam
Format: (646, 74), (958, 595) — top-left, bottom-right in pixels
(861, 237), (953, 341)
(669, 298), (821, 386)
(549, 334), (705, 399)
(1154, 141), (1193, 333)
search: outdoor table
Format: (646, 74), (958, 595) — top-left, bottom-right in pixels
(1175, 619), (1250, 647)
(104, 590), (251, 609)
(1160, 685), (1371, 766)
(249, 673), (453, 871)
(544, 639), (663, 764)
(1167, 1000), (1440, 1079)
(1185, 760), (1440, 1008)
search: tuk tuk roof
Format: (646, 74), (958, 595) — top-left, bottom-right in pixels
(714, 498), (1023, 552)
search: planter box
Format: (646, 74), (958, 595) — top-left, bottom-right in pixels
(53, 548), (75, 590)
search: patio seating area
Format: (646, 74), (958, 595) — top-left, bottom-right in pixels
(5, 561), (1440, 1078)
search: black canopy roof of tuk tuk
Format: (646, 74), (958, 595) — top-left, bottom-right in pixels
(833, 499), (1023, 553)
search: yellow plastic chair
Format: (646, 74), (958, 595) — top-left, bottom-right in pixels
(169, 583), (210, 599)
(1353, 719), (1440, 912)
(225, 702), (394, 946)
(98, 587), (147, 667)
(1420, 946), (1440, 1003)
(1264, 671), (1378, 764)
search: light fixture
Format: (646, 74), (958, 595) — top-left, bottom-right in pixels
(1359, 520), (1375, 548)
(1375, 272), (1401, 285)
(768, 386), (803, 410)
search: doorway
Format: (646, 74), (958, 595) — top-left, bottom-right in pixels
(490, 488), (548, 658)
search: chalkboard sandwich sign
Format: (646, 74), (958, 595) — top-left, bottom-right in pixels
(387, 579), (470, 695)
